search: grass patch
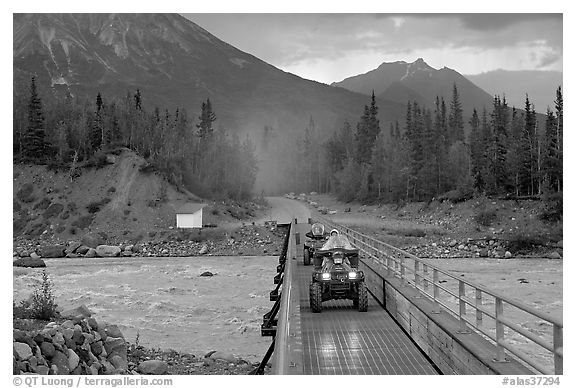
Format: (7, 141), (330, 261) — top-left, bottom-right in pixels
(382, 226), (426, 237)
(474, 209), (498, 227)
(71, 215), (94, 229)
(16, 183), (35, 203)
(43, 203), (64, 219)
(505, 234), (547, 255)
(33, 197), (51, 210)
(86, 197), (111, 213)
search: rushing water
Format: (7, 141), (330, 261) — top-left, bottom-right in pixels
(13, 256), (278, 362)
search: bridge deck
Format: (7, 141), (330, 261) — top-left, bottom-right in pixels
(297, 259), (439, 375)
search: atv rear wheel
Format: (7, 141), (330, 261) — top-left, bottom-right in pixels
(310, 282), (322, 313)
(358, 282), (368, 312)
(303, 249), (311, 266)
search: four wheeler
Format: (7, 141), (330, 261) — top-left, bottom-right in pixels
(309, 234), (368, 313)
(303, 222), (328, 266)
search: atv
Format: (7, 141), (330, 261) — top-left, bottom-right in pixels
(303, 222), (328, 266)
(309, 240), (368, 313)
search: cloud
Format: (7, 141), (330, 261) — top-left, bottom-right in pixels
(458, 13), (562, 31)
(537, 50), (562, 69)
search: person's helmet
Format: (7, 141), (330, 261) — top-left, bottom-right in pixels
(330, 229), (339, 236)
(311, 223), (325, 236)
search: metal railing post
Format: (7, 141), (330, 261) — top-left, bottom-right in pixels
(400, 256), (405, 285)
(475, 289), (483, 327)
(457, 280), (470, 333)
(494, 297), (508, 362)
(432, 269), (440, 314)
(553, 324), (563, 374)
(423, 264), (429, 292)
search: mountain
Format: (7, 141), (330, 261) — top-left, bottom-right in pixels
(13, 13), (406, 141)
(332, 58), (495, 119)
(465, 70), (562, 113)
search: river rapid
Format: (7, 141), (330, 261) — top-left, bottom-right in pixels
(13, 256), (277, 362)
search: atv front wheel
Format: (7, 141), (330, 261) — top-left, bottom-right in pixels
(310, 282), (322, 313)
(357, 282), (368, 312)
(303, 249), (311, 266)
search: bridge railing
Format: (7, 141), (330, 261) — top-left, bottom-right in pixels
(271, 219), (303, 374)
(315, 215), (563, 375)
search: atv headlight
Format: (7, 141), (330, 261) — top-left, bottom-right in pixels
(321, 273), (331, 280)
(334, 258), (343, 264)
(348, 272), (357, 279)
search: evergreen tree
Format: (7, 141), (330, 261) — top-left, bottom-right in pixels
(542, 108), (559, 192)
(448, 83), (464, 144)
(468, 108), (483, 190)
(90, 93), (104, 152)
(22, 76), (49, 160)
(554, 86), (563, 191)
(197, 98), (217, 139)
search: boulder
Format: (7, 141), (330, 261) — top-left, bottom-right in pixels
(109, 354), (128, 370)
(30, 252), (41, 259)
(96, 245), (121, 257)
(104, 337), (127, 359)
(200, 271), (214, 277)
(557, 240), (563, 248)
(104, 324), (124, 339)
(199, 244), (209, 255)
(40, 342), (55, 359)
(32, 365), (50, 375)
(478, 249), (489, 258)
(60, 305), (93, 320)
(548, 251), (562, 260)
(85, 248), (97, 258)
(138, 360), (168, 375)
(90, 341), (103, 356)
(504, 251), (513, 259)
(209, 351), (238, 363)
(87, 317), (99, 331)
(68, 349), (80, 370)
(38, 245), (66, 258)
(65, 241), (82, 255)
(449, 240), (458, 247)
(13, 257), (46, 268)
(51, 351), (70, 375)
(14, 342), (33, 361)
(76, 246), (90, 255)
(81, 233), (104, 248)
(66, 253), (81, 259)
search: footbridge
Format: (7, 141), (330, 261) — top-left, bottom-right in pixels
(256, 216), (562, 375)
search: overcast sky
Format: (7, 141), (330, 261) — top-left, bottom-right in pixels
(183, 13), (562, 84)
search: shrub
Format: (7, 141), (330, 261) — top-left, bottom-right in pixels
(539, 192), (563, 223)
(43, 203), (64, 219)
(86, 197), (111, 213)
(72, 215), (94, 229)
(382, 227), (426, 237)
(505, 234), (546, 255)
(33, 197), (51, 210)
(14, 270), (59, 320)
(16, 183), (35, 203)
(474, 209), (498, 227)
(107, 187), (117, 193)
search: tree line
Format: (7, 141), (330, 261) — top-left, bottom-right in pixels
(13, 77), (258, 200)
(280, 84), (562, 203)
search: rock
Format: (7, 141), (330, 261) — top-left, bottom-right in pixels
(30, 252), (41, 259)
(37, 245), (65, 258)
(96, 245), (121, 257)
(449, 240), (457, 247)
(199, 244), (209, 255)
(548, 251), (562, 260)
(61, 320), (75, 330)
(76, 246), (90, 255)
(124, 245), (134, 252)
(87, 317), (99, 331)
(85, 248), (97, 258)
(51, 351), (70, 375)
(104, 337), (127, 359)
(13, 257), (46, 268)
(200, 271), (214, 277)
(505, 251), (513, 259)
(479, 249), (489, 258)
(62, 328), (74, 340)
(61, 305), (93, 320)
(68, 349), (80, 370)
(557, 240), (563, 248)
(66, 253), (81, 258)
(458, 244), (465, 250)
(81, 233), (105, 248)
(101, 360), (117, 375)
(14, 343), (33, 361)
(32, 365), (50, 375)
(109, 354), (128, 370)
(104, 324), (124, 339)
(90, 341), (103, 356)
(40, 342), (55, 359)
(138, 360), (168, 375)
(209, 351), (238, 363)
(65, 241), (82, 255)
(106, 154), (117, 164)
